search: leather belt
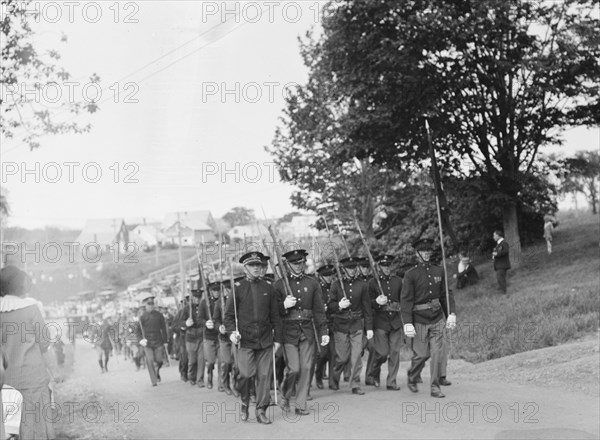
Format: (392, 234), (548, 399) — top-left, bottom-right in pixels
(413, 299), (441, 311)
(282, 309), (314, 321)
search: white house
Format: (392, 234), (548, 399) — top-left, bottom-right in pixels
(130, 224), (165, 249)
(162, 210), (217, 247)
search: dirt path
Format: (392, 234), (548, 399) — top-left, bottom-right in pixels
(59, 338), (599, 440)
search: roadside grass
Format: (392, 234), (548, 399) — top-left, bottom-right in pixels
(449, 212), (600, 363)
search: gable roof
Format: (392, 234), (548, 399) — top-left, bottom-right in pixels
(162, 211), (214, 231)
(75, 218), (127, 245)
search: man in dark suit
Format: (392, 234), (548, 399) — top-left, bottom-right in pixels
(492, 230), (511, 294)
(224, 252), (283, 424)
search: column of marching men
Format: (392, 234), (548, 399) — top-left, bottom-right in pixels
(115, 238), (457, 424)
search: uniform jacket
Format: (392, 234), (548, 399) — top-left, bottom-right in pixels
(212, 298), (231, 343)
(368, 274), (403, 331)
(199, 297), (219, 341)
(179, 303), (204, 343)
(139, 309), (167, 348)
(224, 277), (283, 349)
(274, 274), (327, 344)
(400, 263), (455, 326)
(493, 239), (511, 270)
(327, 277), (373, 333)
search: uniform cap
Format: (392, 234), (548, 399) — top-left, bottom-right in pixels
(375, 254), (395, 265)
(282, 249), (309, 263)
(339, 257), (359, 268)
(316, 264), (335, 276)
(239, 252), (266, 265)
(412, 238), (435, 251)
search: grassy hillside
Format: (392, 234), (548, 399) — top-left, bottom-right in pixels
(449, 211), (599, 363)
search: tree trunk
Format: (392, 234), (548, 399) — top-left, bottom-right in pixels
(502, 202), (521, 268)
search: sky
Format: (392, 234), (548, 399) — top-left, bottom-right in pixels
(1, 1), (598, 230)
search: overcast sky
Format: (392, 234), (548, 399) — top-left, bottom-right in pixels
(1, 1), (597, 230)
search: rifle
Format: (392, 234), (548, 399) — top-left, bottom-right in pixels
(218, 233), (226, 320)
(322, 216), (348, 299)
(195, 244), (212, 321)
(352, 212), (386, 298)
(228, 257), (240, 347)
(333, 212), (351, 257)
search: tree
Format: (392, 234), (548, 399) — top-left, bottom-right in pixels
(270, 0), (599, 267)
(222, 207), (256, 227)
(560, 150), (600, 214)
(1, 0), (100, 151)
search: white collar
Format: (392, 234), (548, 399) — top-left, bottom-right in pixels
(497, 238), (504, 244)
(0, 295), (39, 313)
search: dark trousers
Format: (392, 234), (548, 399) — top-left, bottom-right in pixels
(144, 345), (165, 386)
(332, 329), (363, 389)
(237, 347), (273, 410)
(407, 319), (444, 392)
(219, 340), (235, 389)
(204, 339), (219, 369)
(282, 336), (314, 410)
(496, 268), (508, 293)
(186, 339), (205, 382)
(371, 327), (403, 387)
(314, 333), (331, 385)
(178, 338), (188, 379)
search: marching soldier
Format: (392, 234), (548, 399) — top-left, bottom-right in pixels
(180, 287), (206, 387)
(171, 295), (189, 382)
(139, 292), (168, 387)
(224, 252), (283, 424)
(274, 249), (329, 416)
(313, 264), (335, 389)
(199, 282), (221, 389)
(401, 238), (456, 398)
(124, 308), (144, 371)
(327, 257), (373, 395)
(366, 255), (403, 390)
(213, 281), (239, 396)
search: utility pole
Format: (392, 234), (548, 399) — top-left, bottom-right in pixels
(177, 212), (187, 302)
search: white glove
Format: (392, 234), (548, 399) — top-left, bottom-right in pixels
(139, 339), (148, 347)
(185, 318), (193, 327)
(376, 295), (388, 305)
(321, 335), (330, 346)
(219, 325), (226, 334)
(403, 324), (416, 338)
(284, 295), (297, 309)
(366, 330), (374, 340)
(205, 320), (214, 329)
(446, 314), (456, 330)
(173, 334), (177, 340)
(230, 331), (241, 344)
(339, 298), (351, 309)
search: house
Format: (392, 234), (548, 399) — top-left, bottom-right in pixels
(162, 211), (217, 247)
(75, 218), (129, 252)
(278, 215), (322, 239)
(130, 224), (165, 250)
(228, 223), (270, 243)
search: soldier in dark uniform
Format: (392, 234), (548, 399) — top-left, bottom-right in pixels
(224, 252), (283, 424)
(366, 255), (403, 390)
(327, 257), (373, 395)
(401, 239), (456, 398)
(139, 293), (168, 387)
(274, 249), (328, 416)
(180, 288), (206, 387)
(171, 295), (189, 381)
(313, 264), (335, 389)
(213, 281), (238, 396)
(124, 308), (144, 371)
(200, 282), (221, 389)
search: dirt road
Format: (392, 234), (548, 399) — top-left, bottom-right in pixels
(57, 339), (599, 440)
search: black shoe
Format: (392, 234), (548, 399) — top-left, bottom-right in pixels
(240, 405), (249, 422)
(387, 384), (401, 391)
(156, 370), (161, 383)
(231, 386), (240, 398)
(295, 408), (310, 416)
(280, 398), (290, 411)
(416, 377), (423, 384)
(224, 387), (232, 396)
(407, 382), (418, 393)
(207, 372), (213, 389)
(256, 409), (271, 424)
(431, 389), (446, 398)
(197, 379), (205, 388)
(316, 380), (324, 390)
(343, 377), (350, 382)
(439, 377), (452, 386)
(365, 377), (375, 386)
(152, 383), (157, 387)
(322, 373), (328, 380)
(218, 385), (225, 392)
(329, 385), (339, 391)
(352, 387), (365, 395)
(373, 379), (380, 388)
(180, 375), (188, 382)
(190, 380), (197, 386)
